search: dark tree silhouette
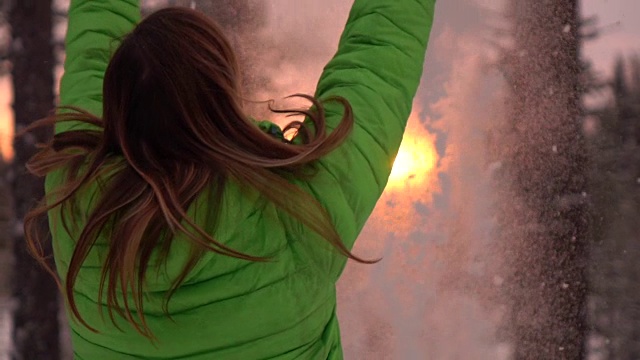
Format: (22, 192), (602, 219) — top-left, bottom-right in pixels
(588, 55), (640, 360)
(490, 0), (590, 358)
(0, 0), (10, 250)
(8, 0), (59, 358)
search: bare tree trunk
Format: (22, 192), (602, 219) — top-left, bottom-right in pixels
(8, 0), (59, 359)
(493, 0), (590, 358)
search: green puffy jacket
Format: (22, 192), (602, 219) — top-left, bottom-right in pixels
(48, 0), (435, 358)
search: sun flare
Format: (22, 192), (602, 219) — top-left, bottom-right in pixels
(375, 119), (439, 235)
(387, 122), (438, 190)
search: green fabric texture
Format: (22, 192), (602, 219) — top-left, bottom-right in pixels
(47, 0), (436, 358)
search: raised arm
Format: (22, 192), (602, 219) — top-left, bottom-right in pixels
(302, 0), (436, 252)
(58, 0), (140, 133)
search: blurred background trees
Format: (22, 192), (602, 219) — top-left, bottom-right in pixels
(489, 0), (640, 357)
(489, 0), (590, 357)
(6, 0), (60, 359)
(488, 0), (640, 355)
(0, 1), (12, 249)
(588, 54), (640, 359)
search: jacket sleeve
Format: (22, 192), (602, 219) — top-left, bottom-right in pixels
(300, 0), (436, 252)
(57, 0), (140, 134)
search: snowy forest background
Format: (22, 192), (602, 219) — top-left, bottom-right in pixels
(0, 0), (639, 359)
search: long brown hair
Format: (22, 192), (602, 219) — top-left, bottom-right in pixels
(24, 7), (371, 339)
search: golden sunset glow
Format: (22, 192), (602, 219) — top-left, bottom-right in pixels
(387, 120), (438, 191)
(371, 111), (440, 235)
(390, 149), (415, 180)
(0, 77), (13, 161)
